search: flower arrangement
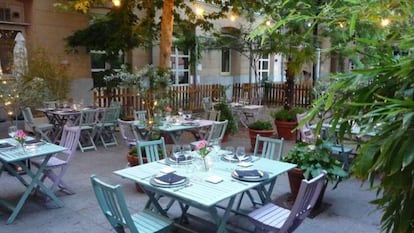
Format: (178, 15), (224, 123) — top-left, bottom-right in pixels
(15, 130), (27, 147)
(195, 140), (210, 170)
(164, 106), (172, 113)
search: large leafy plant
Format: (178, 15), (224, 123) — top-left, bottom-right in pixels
(283, 139), (348, 183)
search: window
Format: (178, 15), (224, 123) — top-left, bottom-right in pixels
(221, 48), (230, 74)
(0, 30), (19, 75)
(258, 55), (270, 81)
(0, 8), (11, 21)
(90, 50), (124, 87)
(170, 47), (190, 85)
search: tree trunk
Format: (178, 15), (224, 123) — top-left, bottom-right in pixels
(159, 0), (174, 68)
(285, 58), (295, 109)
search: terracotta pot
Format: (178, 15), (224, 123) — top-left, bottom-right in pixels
(126, 153), (139, 166)
(161, 133), (174, 144)
(248, 128), (275, 152)
(222, 133), (229, 143)
(287, 168), (327, 209)
(274, 120), (297, 141)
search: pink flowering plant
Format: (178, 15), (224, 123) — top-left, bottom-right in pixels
(15, 130), (27, 146)
(164, 106), (172, 113)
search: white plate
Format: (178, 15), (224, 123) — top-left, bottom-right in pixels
(154, 174), (186, 185)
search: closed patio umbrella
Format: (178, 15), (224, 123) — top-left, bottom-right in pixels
(13, 32), (28, 79)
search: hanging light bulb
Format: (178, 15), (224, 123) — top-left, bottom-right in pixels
(112, 0), (121, 7)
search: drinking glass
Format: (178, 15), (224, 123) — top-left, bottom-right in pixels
(8, 126), (18, 138)
(171, 145), (181, 167)
(211, 139), (221, 154)
(182, 144), (192, 160)
(235, 146), (246, 163)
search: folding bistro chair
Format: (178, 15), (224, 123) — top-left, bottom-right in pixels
(247, 170), (327, 233)
(31, 126), (81, 194)
(118, 119), (141, 149)
(22, 107), (54, 142)
(136, 137), (168, 165)
(95, 106), (120, 148)
(77, 109), (98, 152)
(236, 135), (285, 210)
(202, 96), (214, 112)
(190, 120), (228, 148)
(90, 175), (173, 233)
(134, 110), (147, 123)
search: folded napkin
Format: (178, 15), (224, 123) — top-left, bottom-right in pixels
(234, 169), (263, 178)
(155, 173), (186, 184)
(0, 142), (14, 149)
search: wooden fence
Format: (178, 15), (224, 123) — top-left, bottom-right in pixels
(93, 83), (313, 119)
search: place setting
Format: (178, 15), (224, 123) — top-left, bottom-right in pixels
(221, 146), (253, 166)
(165, 144), (194, 165)
(149, 172), (189, 188)
(231, 168), (269, 182)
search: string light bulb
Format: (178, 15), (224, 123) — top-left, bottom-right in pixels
(112, 0), (121, 7)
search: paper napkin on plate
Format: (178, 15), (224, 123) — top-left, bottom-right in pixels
(234, 169), (263, 178)
(155, 173), (186, 184)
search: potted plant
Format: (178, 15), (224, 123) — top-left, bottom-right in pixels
(247, 120), (274, 152)
(271, 107), (305, 141)
(283, 139), (348, 208)
(216, 102), (238, 142)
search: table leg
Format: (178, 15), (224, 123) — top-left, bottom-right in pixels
(209, 196), (236, 233)
(4, 154), (64, 224)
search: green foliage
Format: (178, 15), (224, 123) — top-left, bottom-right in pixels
(271, 107), (305, 122)
(283, 139), (348, 183)
(216, 102), (238, 135)
(248, 120), (273, 130)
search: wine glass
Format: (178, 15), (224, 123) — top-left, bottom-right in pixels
(211, 139), (221, 154)
(182, 144), (192, 160)
(171, 145), (181, 167)
(235, 146), (246, 163)
(8, 126), (18, 138)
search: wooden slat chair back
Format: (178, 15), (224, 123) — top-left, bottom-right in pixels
(96, 107), (120, 148)
(202, 96), (213, 111)
(77, 109), (98, 152)
(22, 107), (54, 142)
(193, 111), (222, 140)
(236, 135), (285, 210)
(90, 175), (173, 233)
(190, 120), (228, 148)
(134, 110), (147, 123)
(253, 135), (285, 160)
(118, 119), (141, 148)
(31, 126), (81, 194)
(136, 137), (168, 165)
(248, 170), (327, 233)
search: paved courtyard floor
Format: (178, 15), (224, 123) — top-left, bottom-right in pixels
(0, 113), (382, 233)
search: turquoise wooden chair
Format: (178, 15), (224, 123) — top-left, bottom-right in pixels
(77, 109), (98, 152)
(248, 171), (327, 233)
(90, 175), (173, 233)
(22, 107), (54, 142)
(136, 137), (168, 165)
(134, 110), (147, 123)
(95, 106), (120, 148)
(236, 135), (284, 211)
(190, 120), (228, 147)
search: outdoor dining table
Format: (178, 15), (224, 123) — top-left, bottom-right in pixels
(36, 108), (84, 141)
(114, 150), (296, 233)
(134, 119), (215, 145)
(0, 138), (66, 224)
(230, 103), (263, 128)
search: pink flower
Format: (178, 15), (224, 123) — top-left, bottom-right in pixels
(164, 106), (172, 112)
(195, 140), (208, 150)
(195, 140), (209, 157)
(15, 130), (26, 145)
